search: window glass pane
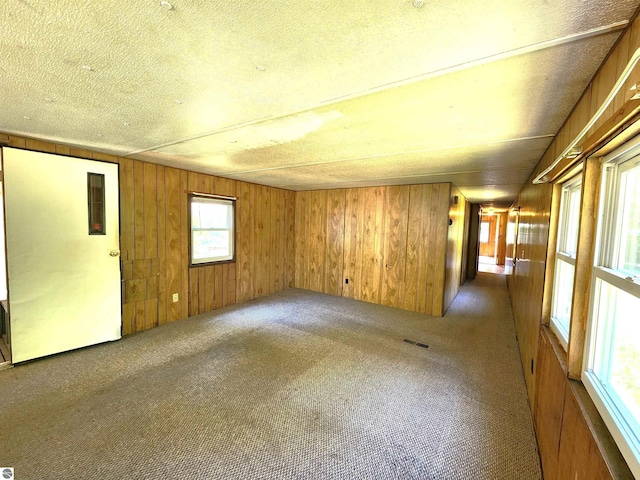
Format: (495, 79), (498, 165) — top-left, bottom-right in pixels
(87, 173), (105, 235)
(564, 187), (581, 256)
(550, 258), (574, 343)
(480, 222), (489, 243)
(192, 201), (231, 229)
(592, 279), (640, 436)
(192, 231), (231, 261)
(617, 164), (640, 277)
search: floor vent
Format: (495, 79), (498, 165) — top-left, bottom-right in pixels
(403, 339), (429, 349)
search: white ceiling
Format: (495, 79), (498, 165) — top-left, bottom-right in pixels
(1, 0), (638, 203)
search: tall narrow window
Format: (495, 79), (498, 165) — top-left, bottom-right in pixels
(550, 175), (582, 349)
(87, 173), (105, 235)
(583, 143), (640, 478)
(480, 221), (490, 243)
(189, 194), (235, 266)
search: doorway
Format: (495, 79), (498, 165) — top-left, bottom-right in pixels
(478, 211), (507, 274)
(2, 147), (122, 363)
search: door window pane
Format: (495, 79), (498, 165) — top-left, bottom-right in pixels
(87, 173), (105, 235)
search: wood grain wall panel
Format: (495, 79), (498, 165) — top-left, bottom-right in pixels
(443, 185), (467, 314)
(403, 185), (423, 312)
(156, 166), (167, 326)
(417, 185), (436, 314)
(133, 160), (145, 259)
(119, 158), (135, 261)
(214, 264), (224, 309)
(381, 185), (409, 309)
(308, 190), (327, 293)
(236, 181), (255, 303)
(284, 191), (296, 289)
(508, 179), (552, 408)
(165, 167), (183, 323)
(432, 184), (451, 316)
(324, 189), (346, 297)
(361, 187), (384, 304)
(143, 163), (158, 260)
(180, 170), (189, 320)
(270, 189), (283, 294)
(556, 386), (613, 480)
(294, 191), (307, 289)
(254, 185), (270, 298)
(535, 329), (568, 480)
(341, 188), (362, 300)
(496, 212), (508, 266)
(294, 183), (455, 316)
(424, 184), (441, 314)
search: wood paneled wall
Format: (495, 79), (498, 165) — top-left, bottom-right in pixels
(444, 186), (468, 310)
(295, 183), (467, 316)
(534, 328), (633, 479)
(508, 14), (640, 479)
(507, 178), (553, 407)
(1, 134), (295, 335)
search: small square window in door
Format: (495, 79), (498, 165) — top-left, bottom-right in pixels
(88, 173), (105, 235)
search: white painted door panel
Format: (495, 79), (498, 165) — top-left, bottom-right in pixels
(3, 147), (121, 363)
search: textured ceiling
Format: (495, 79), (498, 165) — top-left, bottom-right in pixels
(1, 0), (639, 203)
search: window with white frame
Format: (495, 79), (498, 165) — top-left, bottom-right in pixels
(480, 221), (490, 243)
(189, 194), (235, 266)
(550, 175), (582, 349)
(583, 141), (640, 478)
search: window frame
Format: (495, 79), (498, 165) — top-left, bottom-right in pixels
(188, 193), (236, 267)
(583, 139), (640, 479)
(550, 174), (582, 350)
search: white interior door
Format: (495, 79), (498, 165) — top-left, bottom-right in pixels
(3, 147), (121, 363)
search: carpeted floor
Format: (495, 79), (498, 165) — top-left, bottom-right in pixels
(0, 273), (542, 479)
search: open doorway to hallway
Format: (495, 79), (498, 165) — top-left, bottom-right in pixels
(478, 209), (508, 275)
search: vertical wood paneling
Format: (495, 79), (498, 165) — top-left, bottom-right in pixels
(187, 172), (200, 317)
(432, 183), (450, 316)
(381, 185), (409, 309)
(424, 184), (441, 314)
(271, 189), (284, 293)
(180, 170), (189, 320)
(295, 183), (454, 316)
(254, 185), (271, 297)
(535, 329), (568, 480)
(309, 190), (327, 292)
(119, 158), (135, 261)
(403, 185), (423, 312)
(165, 167), (182, 323)
(236, 181), (255, 302)
(284, 191), (296, 289)
(342, 188), (364, 301)
(143, 163), (158, 259)
(157, 166), (167, 325)
(324, 189), (345, 296)
(443, 185), (468, 314)
(133, 161), (145, 259)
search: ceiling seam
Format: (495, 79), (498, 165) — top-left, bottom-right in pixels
(124, 21), (626, 158)
(224, 135), (556, 176)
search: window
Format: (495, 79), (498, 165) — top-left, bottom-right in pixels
(480, 221), (490, 243)
(583, 142), (640, 478)
(189, 194), (235, 266)
(87, 173), (105, 235)
(550, 175), (582, 349)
